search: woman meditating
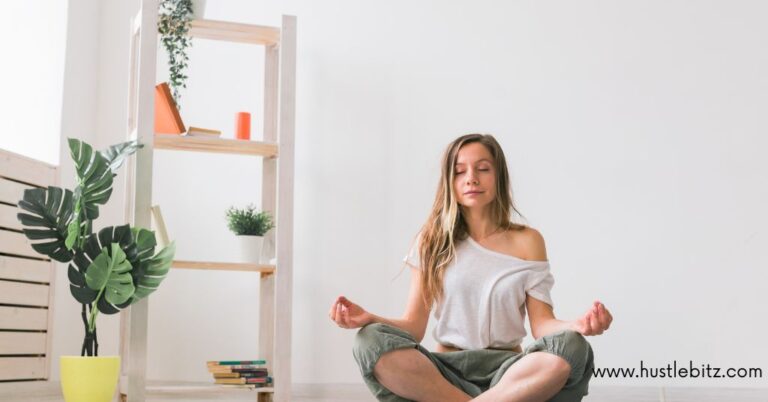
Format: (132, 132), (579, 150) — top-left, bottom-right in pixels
(329, 134), (613, 402)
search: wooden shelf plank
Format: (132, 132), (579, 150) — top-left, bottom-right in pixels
(154, 135), (278, 158)
(146, 383), (273, 394)
(189, 19), (280, 45)
(171, 260), (275, 274)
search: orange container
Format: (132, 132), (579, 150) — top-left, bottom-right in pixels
(236, 112), (251, 140)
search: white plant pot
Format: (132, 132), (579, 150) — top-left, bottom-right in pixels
(238, 235), (264, 263)
(192, 0), (207, 19)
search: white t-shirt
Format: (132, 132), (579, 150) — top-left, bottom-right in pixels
(403, 234), (555, 350)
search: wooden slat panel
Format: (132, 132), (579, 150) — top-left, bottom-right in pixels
(0, 281), (49, 307)
(0, 203), (23, 231)
(0, 306), (48, 330)
(0, 256), (51, 283)
(0, 230), (40, 259)
(0, 357), (46, 380)
(0, 332), (46, 355)
(0, 149), (56, 188)
(0, 177), (34, 206)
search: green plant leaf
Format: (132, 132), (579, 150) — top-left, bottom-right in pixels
(16, 187), (74, 262)
(68, 138), (114, 221)
(85, 243), (135, 307)
(133, 241), (175, 300)
(69, 225), (138, 313)
(101, 140), (142, 174)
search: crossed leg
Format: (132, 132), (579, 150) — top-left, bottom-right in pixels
(373, 349), (570, 402)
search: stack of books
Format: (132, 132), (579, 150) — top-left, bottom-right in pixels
(207, 360), (272, 389)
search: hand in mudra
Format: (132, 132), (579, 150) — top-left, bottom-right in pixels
(573, 300), (613, 336)
(329, 296), (372, 329)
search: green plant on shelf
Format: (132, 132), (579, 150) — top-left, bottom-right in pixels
(158, 0), (193, 107)
(16, 138), (175, 357)
(225, 205), (274, 236)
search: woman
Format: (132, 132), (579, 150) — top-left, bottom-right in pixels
(329, 134), (613, 402)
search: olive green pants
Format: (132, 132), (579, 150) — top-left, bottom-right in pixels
(353, 323), (594, 402)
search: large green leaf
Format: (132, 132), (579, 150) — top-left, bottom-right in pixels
(85, 243), (135, 306)
(133, 241), (175, 300)
(17, 187), (74, 262)
(68, 138), (114, 221)
(101, 140), (142, 174)
(68, 225), (138, 313)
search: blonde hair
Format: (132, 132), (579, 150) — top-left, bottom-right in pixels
(415, 134), (527, 308)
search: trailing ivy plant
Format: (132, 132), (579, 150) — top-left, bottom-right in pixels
(158, 0), (194, 106)
(16, 139), (175, 357)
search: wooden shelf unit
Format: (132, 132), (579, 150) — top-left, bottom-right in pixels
(122, 2), (296, 402)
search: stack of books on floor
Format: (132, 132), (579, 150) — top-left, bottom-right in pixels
(207, 360), (272, 389)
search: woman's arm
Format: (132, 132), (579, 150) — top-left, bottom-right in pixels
(330, 267), (431, 342)
(527, 295), (613, 338)
(522, 227), (613, 338)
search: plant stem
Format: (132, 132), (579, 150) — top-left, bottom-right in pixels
(87, 287), (105, 333)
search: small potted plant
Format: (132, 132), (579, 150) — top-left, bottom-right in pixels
(225, 205), (274, 263)
(16, 138), (175, 402)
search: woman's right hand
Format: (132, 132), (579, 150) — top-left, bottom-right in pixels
(329, 295), (373, 329)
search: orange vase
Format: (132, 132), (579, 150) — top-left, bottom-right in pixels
(236, 112), (251, 140)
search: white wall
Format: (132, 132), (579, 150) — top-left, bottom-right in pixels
(50, 0), (768, 389)
(0, 2), (67, 164)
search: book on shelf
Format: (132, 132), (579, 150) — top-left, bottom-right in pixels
(213, 371), (268, 378)
(215, 376), (272, 385)
(208, 364), (267, 372)
(186, 126), (222, 138)
(154, 82), (185, 134)
(207, 360), (267, 366)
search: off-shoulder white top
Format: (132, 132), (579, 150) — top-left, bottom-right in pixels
(403, 235), (555, 350)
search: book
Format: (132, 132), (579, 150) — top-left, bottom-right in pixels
(207, 360), (267, 366)
(208, 366), (268, 374)
(215, 377), (272, 385)
(154, 82), (185, 134)
(213, 371), (268, 379)
(186, 126), (222, 137)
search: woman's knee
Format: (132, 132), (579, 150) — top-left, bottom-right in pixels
(352, 323), (417, 376)
(538, 330), (594, 380)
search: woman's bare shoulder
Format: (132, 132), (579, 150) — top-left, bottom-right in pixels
(508, 225), (548, 261)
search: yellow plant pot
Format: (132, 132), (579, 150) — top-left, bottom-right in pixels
(60, 356), (120, 402)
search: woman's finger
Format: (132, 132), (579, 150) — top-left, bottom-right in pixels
(589, 312), (600, 335)
(329, 302), (338, 321)
(341, 306), (350, 327)
(596, 305), (609, 329)
(335, 303), (344, 326)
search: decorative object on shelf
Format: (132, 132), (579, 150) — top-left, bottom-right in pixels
(158, 0), (193, 106)
(191, 0), (206, 19)
(225, 204), (273, 263)
(207, 359), (272, 388)
(16, 138), (176, 402)
(186, 126), (221, 138)
(236, 111), (251, 140)
(155, 82), (186, 134)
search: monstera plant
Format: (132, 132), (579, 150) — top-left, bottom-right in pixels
(16, 138), (175, 357)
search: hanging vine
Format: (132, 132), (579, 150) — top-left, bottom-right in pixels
(158, 0), (193, 107)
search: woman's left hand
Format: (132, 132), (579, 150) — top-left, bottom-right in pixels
(572, 300), (613, 336)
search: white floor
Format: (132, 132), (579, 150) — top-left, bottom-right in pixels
(1, 381), (767, 402)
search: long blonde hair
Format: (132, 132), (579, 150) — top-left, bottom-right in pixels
(415, 134), (527, 308)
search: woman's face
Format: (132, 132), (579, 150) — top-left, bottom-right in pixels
(453, 142), (497, 209)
